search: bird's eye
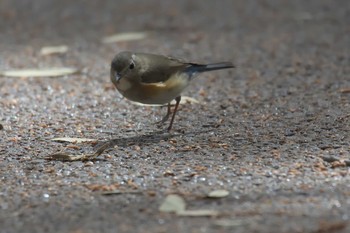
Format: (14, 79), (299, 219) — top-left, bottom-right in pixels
(129, 62), (135, 69)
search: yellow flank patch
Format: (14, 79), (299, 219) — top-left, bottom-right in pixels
(150, 82), (167, 88)
(133, 73), (189, 104)
(140, 82), (168, 97)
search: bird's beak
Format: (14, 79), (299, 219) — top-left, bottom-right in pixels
(115, 73), (122, 83)
(113, 65), (130, 83)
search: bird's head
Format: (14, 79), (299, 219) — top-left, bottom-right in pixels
(110, 51), (140, 88)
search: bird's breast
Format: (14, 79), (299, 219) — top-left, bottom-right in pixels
(116, 73), (190, 105)
(116, 78), (133, 92)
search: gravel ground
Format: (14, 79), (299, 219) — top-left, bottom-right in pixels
(0, 0), (349, 233)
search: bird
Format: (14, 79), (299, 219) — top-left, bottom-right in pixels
(110, 51), (234, 131)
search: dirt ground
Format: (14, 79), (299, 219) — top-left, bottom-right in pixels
(0, 0), (349, 232)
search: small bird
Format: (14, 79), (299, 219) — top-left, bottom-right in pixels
(110, 51), (234, 131)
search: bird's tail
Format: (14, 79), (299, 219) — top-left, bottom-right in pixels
(187, 62), (234, 74)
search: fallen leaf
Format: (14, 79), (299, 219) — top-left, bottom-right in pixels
(0, 68), (78, 77)
(331, 160), (346, 168)
(40, 45), (69, 55)
(66, 145), (81, 150)
(101, 190), (142, 195)
(51, 138), (97, 143)
(173, 96), (200, 104)
(102, 32), (147, 43)
(339, 88), (350, 93)
(177, 209), (219, 217)
(159, 194), (186, 213)
(47, 140), (113, 161)
(46, 152), (91, 161)
(207, 189), (229, 198)
(86, 183), (120, 192)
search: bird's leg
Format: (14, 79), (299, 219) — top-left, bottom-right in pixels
(167, 96), (181, 131)
(156, 102), (171, 126)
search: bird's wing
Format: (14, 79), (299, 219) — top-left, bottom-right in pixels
(139, 54), (193, 84)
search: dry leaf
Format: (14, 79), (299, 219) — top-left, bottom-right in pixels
(172, 96), (199, 105)
(86, 183), (120, 192)
(159, 194), (186, 213)
(101, 190), (142, 195)
(40, 45), (69, 55)
(47, 140), (113, 161)
(177, 209), (219, 217)
(207, 189), (229, 198)
(0, 68), (78, 77)
(339, 88), (350, 93)
(46, 152), (89, 161)
(51, 138), (97, 143)
(102, 32), (147, 43)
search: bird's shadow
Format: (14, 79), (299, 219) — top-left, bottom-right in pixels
(48, 129), (211, 161)
(93, 130), (172, 155)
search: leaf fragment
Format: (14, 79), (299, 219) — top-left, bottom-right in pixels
(101, 190), (142, 195)
(339, 88), (350, 93)
(173, 96), (200, 104)
(46, 152), (89, 161)
(159, 194), (186, 213)
(177, 209), (219, 217)
(102, 32), (147, 43)
(51, 138), (97, 143)
(207, 189), (229, 198)
(0, 68), (78, 77)
(40, 45), (69, 55)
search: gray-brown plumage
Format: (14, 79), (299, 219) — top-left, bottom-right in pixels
(110, 51), (234, 130)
